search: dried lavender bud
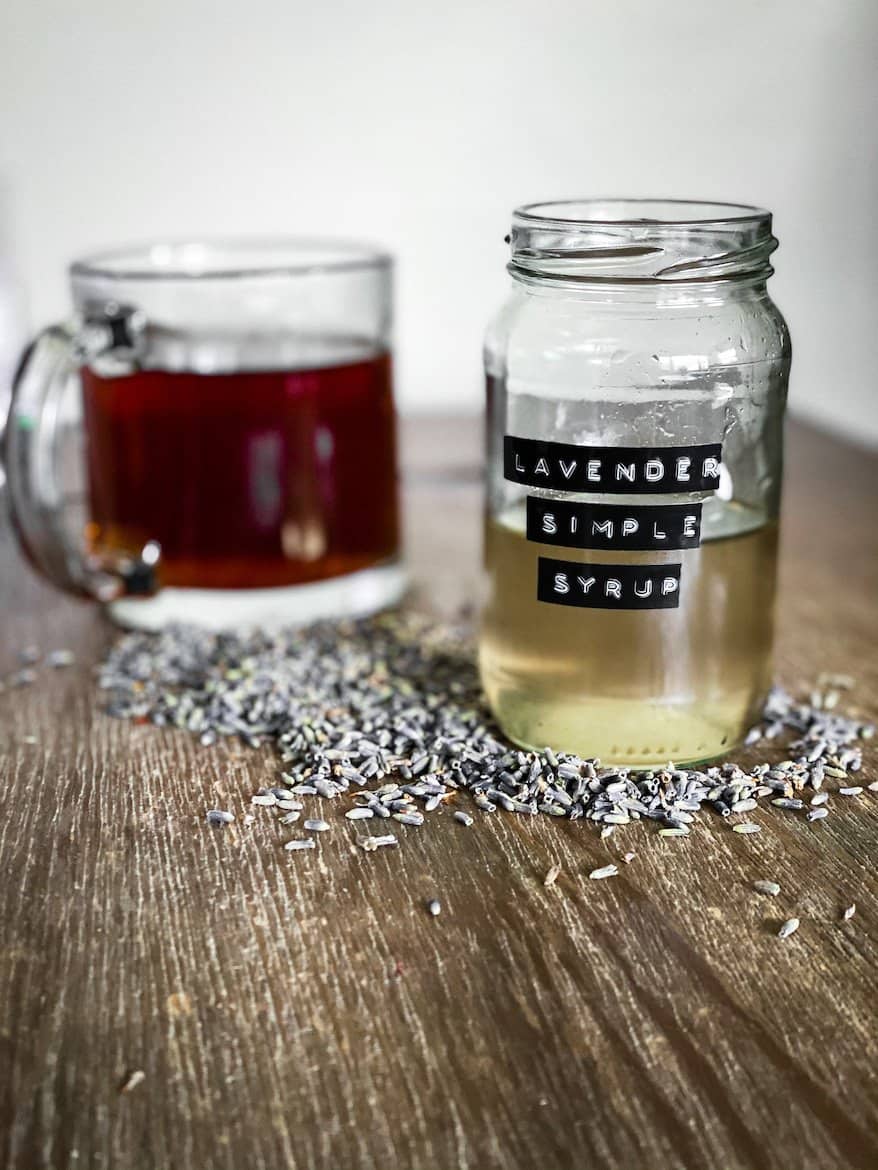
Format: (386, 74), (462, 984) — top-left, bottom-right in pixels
(357, 834), (397, 851)
(47, 649), (75, 668)
(206, 809), (234, 827)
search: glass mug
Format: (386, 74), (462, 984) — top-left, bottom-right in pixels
(4, 239), (405, 629)
(481, 200), (791, 767)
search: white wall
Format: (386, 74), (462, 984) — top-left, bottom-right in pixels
(1, 0), (876, 445)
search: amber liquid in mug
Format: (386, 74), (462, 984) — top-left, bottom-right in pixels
(81, 352), (399, 590)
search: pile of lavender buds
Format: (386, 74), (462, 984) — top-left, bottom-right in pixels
(97, 610), (875, 850)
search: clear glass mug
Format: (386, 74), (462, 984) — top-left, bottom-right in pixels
(3, 239), (405, 629)
(481, 200), (791, 767)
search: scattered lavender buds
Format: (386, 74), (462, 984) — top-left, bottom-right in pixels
(95, 614), (874, 851)
(284, 838), (316, 852)
(427, 898), (441, 917)
(544, 864), (561, 887)
(753, 880), (781, 897)
(842, 903), (856, 921)
(589, 864), (619, 880)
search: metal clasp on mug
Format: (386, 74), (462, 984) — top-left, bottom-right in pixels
(74, 301), (147, 374)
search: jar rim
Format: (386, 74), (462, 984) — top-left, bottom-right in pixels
(514, 199), (770, 229)
(70, 237), (393, 283)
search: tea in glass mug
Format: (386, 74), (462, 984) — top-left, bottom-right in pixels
(4, 239), (404, 628)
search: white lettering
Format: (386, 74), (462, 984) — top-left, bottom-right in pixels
(621, 518), (639, 537)
(541, 512), (557, 536)
(553, 573), (570, 594)
(570, 516), (578, 534)
(702, 456), (720, 480)
(559, 459), (577, 480)
(652, 522), (667, 541)
(661, 577), (679, 596)
(605, 578), (622, 599)
(682, 514), (697, 538)
(576, 576), (596, 594)
(675, 456), (691, 482)
(592, 519), (613, 539)
(616, 462), (636, 483)
(534, 458), (550, 476)
(587, 460), (602, 482)
(515, 453), (525, 472)
(644, 459), (664, 482)
(633, 579), (654, 598)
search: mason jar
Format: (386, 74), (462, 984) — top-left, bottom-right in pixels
(480, 200), (791, 767)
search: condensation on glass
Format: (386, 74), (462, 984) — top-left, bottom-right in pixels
(480, 200), (791, 766)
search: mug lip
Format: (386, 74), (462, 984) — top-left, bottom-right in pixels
(69, 236), (393, 282)
(514, 198), (771, 228)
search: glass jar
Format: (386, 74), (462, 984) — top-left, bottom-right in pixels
(3, 239), (404, 629)
(480, 200), (791, 767)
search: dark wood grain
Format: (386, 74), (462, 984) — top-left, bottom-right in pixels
(0, 417), (876, 1170)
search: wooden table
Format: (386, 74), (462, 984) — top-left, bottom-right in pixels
(1, 418), (876, 1170)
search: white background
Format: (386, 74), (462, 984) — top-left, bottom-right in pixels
(1, 0), (876, 445)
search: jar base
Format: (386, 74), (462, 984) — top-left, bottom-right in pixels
(488, 691), (758, 770)
(107, 562), (408, 631)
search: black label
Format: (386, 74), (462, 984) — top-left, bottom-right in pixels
(527, 497), (702, 551)
(537, 557), (682, 610)
(504, 436), (722, 494)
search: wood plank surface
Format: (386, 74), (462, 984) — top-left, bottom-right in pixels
(0, 416), (876, 1170)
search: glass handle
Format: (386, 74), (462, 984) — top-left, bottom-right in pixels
(3, 307), (161, 601)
